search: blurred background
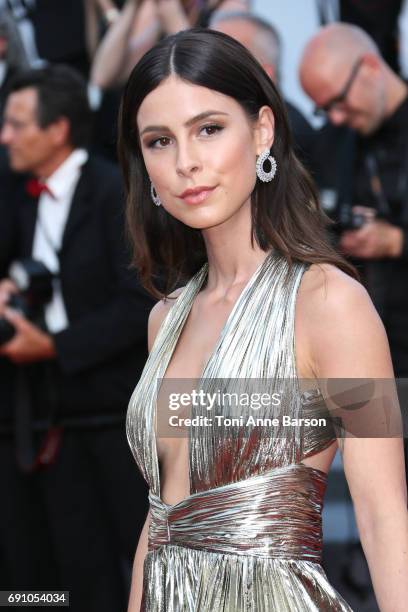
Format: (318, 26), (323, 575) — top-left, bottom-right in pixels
(2, 1), (408, 610)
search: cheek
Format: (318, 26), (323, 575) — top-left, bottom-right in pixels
(143, 154), (164, 185)
(16, 131), (36, 155)
(374, 89), (386, 115)
(198, 130), (257, 193)
(26, 134), (50, 160)
(358, 87), (381, 117)
(216, 138), (257, 197)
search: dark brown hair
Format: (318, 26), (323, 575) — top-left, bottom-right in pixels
(118, 28), (357, 298)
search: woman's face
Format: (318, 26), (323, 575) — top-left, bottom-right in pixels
(137, 75), (274, 230)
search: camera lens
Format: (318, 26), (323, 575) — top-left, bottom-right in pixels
(0, 316), (16, 346)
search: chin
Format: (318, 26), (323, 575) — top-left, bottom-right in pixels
(181, 216), (226, 231)
(351, 114), (379, 136)
(165, 193), (250, 230)
(359, 122), (377, 136)
(172, 209), (232, 231)
(9, 159), (27, 173)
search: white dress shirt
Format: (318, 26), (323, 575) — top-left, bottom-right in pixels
(31, 148), (89, 333)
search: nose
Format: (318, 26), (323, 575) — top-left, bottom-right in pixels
(0, 123), (13, 146)
(175, 139), (201, 177)
(328, 108), (347, 126)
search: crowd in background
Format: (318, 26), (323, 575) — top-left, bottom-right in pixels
(1, 1), (408, 611)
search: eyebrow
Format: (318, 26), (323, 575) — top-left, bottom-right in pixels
(140, 110), (229, 136)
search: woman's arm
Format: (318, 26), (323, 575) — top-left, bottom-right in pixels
(84, 0), (100, 60)
(84, 0), (121, 60)
(90, 0), (160, 89)
(305, 264), (408, 611)
(90, 0), (140, 89)
(155, 0), (190, 33)
(154, 0), (250, 35)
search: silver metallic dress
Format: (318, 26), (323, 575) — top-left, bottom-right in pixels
(127, 251), (354, 611)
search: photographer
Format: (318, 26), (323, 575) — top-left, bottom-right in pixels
(0, 65), (154, 610)
(300, 23), (408, 473)
(300, 24), (408, 363)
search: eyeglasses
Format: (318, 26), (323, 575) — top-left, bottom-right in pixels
(314, 57), (364, 118)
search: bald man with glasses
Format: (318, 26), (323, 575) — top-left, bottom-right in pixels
(300, 22), (408, 474)
(313, 56), (365, 119)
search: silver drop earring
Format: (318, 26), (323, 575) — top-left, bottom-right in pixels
(256, 149), (277, 182)
(150, 181), (161, 207)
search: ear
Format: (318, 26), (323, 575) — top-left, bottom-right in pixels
(253, 105), (275, 156)
(361, 53), (382, 78)
(47, 117), (71, 148)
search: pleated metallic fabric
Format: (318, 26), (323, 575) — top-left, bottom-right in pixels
(127, 250), (354, 611)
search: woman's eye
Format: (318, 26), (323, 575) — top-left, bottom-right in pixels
(200, 124), (223, 136)
(146, 125), (223, 148)
(148, 136), (172, 149)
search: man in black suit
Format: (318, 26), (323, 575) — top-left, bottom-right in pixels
(0, 65), (154, 611)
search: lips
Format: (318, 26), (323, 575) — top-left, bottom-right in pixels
(179, 185), (217, 205)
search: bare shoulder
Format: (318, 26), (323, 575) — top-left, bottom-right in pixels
(298, 263), (368, 310)
(297, 263), (374, 337)
(297, 263), (392, 378)
(148, 287), (185, 351)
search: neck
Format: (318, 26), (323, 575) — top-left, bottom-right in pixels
(201, 199), (271, 294)
(384, 68), (408, 119)
(33, 146), (75, 179)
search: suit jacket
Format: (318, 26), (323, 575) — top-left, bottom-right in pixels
(0, 155), (155, 424)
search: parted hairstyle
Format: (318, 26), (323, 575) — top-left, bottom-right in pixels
(118, 28), (357, 298)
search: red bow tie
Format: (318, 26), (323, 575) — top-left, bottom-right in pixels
(25, 178), (54, 199)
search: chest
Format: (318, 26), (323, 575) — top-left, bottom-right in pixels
(163, 292), (248, 380)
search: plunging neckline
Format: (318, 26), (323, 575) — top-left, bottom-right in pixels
(153, 250), (275, 505)
(161, 251), (274, 382)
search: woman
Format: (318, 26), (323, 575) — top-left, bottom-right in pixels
(119, 28), (408, 611)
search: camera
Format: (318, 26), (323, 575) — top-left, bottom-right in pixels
(0, 259), (54, 346)
(337, 203), (377, 231)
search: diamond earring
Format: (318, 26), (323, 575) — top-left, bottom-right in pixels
(256, 149), (277, 182)
(150, 181), (161, 207)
